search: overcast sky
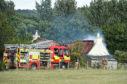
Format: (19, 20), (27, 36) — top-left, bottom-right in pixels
(7, 0), (92, 9)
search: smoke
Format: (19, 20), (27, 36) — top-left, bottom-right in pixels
(45, 11), (93, 43)
(83, 29), (104, 40)
(83, 29), (110, 54)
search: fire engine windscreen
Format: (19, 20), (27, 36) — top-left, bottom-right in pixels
(54, 48), (59, 56)
(60, 48), (63, 57)
(64, 49), (69, 57)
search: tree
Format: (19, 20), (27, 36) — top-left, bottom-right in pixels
(36, 0), (52, 21)
(102, 23), (127, 53)
(0, 11), (15, 67)
(0, 0), (16, 70)
(83, 0), (120, 27)
(118, 0), (127, 23)
(0, 0), (15, 18)
(55, 0), (77, 16)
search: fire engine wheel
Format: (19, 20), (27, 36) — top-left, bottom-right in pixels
(31, 63), (37, 70)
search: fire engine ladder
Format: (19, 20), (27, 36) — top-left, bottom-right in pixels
(39, 52), (51, 69)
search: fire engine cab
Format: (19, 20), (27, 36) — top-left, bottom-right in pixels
(3, 44), (70, 69)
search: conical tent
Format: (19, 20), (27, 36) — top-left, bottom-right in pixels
(88, 33), (109, 56)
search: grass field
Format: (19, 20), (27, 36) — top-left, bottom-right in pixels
(0, 69), (127, 84)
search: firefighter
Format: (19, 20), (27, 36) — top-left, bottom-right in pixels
(102, 58), (108, 70)
(74, 57), (79, 69)
(54, 48), (59, 56)
(6, 53), (11, 69)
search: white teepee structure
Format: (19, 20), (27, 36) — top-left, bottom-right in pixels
(88, 33), (109, 56)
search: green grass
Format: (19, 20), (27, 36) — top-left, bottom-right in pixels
(0, 69), (127, 84)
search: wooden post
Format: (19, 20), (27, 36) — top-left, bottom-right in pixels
(67, 62), (69, 69)
(59, 62), (60, 69)
(86, 61), (88, 69)
(39, 53), (41, 69)
(49, 52), (51, 69)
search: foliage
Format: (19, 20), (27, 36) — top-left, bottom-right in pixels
(69, 41), (86, 67)
(11, 12), (37, 43)
(82, 0), (122, 27)
(36, 0), (52, 21)
(0, 0), (16, 70)
(55, 0), (77, 16)
(16, 9), (36, 16)
(0, 0), (15, 18)
(114, 50), (127, 63)
(0, 60), (6, 71)
(102, 23), (127, 53)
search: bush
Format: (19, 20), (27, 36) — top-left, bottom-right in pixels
(114, 50), (127, 63)
(0, 60), (6, 71)
(69, 41), (86, 68)
(70, 52), (85, 68)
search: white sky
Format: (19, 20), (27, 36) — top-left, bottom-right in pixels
(7, 0), (92, 9)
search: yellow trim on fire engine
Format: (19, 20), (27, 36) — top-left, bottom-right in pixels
(16, 54), (20, 62)
(32, 55), (39, 59)
(20, 49), (51, 53)
(51, 59), (54, 62)
(59, 59), (62, 62)
(46, 50), (51, 53)
(54, 55), (60, 60)
(64, 56), (70, 60)
(3, 56), (7, 65)
(4, 59), (7, 63)
(29, 59), (32, 61)
(3, 57), (6, 60)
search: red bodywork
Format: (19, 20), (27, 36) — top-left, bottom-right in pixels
(19, 45), (70, 69)
(50, 46), (70, 63)
(4, 45), (70, 69)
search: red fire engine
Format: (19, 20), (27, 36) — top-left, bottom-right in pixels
(3, 44), (70, 69)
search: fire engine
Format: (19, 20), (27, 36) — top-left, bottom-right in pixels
(3, 42), (70, 69)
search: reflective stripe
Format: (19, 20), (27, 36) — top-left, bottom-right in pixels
(59, 59), (62, 62)
(51, 59), (54, 62)
(64, 56), (70, 60)
(3, 57), (6, 60)
(29, 55), (39, 61)
(20, 49), (51, 53)
(17, 58), (20, 62)
(3, 56), (7, 65)
(32, 55), (39, 60)
(54, 55), (59, 60)
(17, 48), (20, 63)
(46, 50), (51, 53)
(29, 59), (32, 61)
(4, 60), (7, 63)
(16, 56), (20, 62)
